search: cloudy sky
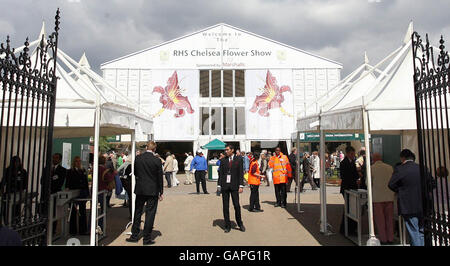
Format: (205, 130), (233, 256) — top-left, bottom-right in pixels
(2, 0), (450, 76)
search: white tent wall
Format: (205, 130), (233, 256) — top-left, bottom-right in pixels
(293, 68), (340, 118)
(401, 130), (420, 159)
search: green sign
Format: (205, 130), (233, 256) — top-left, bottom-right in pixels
(299, 132), (364, 142)
(106, 135), (121, 142)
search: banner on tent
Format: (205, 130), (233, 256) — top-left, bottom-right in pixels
(245, 69), (294, 140)
(148, 70), (199, 141)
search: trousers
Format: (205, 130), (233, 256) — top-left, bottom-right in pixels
(373, 201), (394, 243)
(185, 171), (193, 184)
(194, 170), (207, 193)
(300, 173), (317, 191)
(120, 177), (132, 219)
(274, 183), (287, 206)
(131, 195), (159, 242)
(69, 201), (87, 235)
(313, 178), (320, 188)
(164, 172), (172, 188)
(249, 185), (261, 210)
(221, 185), (242, 228)
(404, 216), (424, 246)
(286, 174), (298, 192)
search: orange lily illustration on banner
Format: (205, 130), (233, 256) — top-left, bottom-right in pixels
(250, 70), (293, 117)
(152, 71), (194, 118)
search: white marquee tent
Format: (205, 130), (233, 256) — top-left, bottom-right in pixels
(10, 22), (153, 246)
(294, 22), (419, 245)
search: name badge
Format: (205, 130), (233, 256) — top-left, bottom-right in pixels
(226, 175), (231, 183)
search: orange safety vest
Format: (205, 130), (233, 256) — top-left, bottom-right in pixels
(268, 153), (292, 184)
(248, 160), (260, 186)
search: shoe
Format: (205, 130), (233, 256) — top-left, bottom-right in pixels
(204, 192), (210, 194)
(197, 192), (200, 194)
(254, 209), (264, 212)
(274, 203), (280, 207)
(126, 237), (139, 243)
(281, 205), (286, 208)
(238, 224), (246, 232)
(248, 209), (255, 212)
(143, 239), (155, 245)
(312, 188), (318, 191)
(224, 227), (231, 233)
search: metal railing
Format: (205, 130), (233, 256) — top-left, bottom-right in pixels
(412, 31), (450, 246)
(0, 9), (60, 246)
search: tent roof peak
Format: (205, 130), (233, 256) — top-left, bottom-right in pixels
(37, 20), (47, 46)
(79, 52), (91, 69)
(403, 21), (414, 45)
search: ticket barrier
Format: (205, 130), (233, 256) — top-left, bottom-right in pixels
(47, 189), (108, 245)
(47, 189), (80, 244)
(344, 189), (368, 246)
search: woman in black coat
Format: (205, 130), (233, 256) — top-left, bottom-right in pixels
(1, 156), (28, 223)
(66, 156), (90, 235)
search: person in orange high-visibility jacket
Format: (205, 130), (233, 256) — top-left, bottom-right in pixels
(248, 152), (266, 212)
(268, 147), (292, 208)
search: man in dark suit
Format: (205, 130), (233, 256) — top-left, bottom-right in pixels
(51, 153), (67, 194)
(217, 144), (245, 233)
(388, 149), (424, 246)
(50, 153), (67, 234)
(300, 152), (317, 192)
(339, 146), (359, 235)
(287, 147), (298, 192)
(126, 141), (164, 245)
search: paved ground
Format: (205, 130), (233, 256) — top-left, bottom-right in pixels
(97, 180), (357, 246)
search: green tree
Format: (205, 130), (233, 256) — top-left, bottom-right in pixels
(99, 136), (114, 153)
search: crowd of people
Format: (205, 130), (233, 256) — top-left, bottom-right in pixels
(0, 141), (448, 246)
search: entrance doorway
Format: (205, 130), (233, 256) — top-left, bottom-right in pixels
(251, 141), (288, 154)
(155, 142), (194, 173)
(310, 142), (351, 154)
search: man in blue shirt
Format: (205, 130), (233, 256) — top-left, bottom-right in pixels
(241, 151), (250, 173)
(190, 150), (209, 194)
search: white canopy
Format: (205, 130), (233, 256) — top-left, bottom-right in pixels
(294, 22), (419, 245)
(7, 22), (153, 139)
(9, 22), (153, 246)
(297, 22), (416, 133)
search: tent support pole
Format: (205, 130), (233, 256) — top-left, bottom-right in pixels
(363, 108), (380, 246)
(296, 131), (303, 213)
(319, 128), (331, 235)
(90, 96), (100, 246)
(131, 131), (136, 224)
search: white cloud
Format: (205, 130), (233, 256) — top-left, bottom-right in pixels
(1, 0), (449, 77)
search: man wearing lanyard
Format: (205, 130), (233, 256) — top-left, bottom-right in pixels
(217, 144), (245, 233)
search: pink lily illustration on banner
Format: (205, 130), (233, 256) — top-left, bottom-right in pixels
(250, 70), (293, 117)
(152, 71), (194, 118)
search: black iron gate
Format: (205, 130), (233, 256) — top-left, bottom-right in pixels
(412, 32), (450, 246)
(0, 10), (60, 246)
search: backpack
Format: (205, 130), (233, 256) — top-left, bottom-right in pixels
(102, 168), (116, 191)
